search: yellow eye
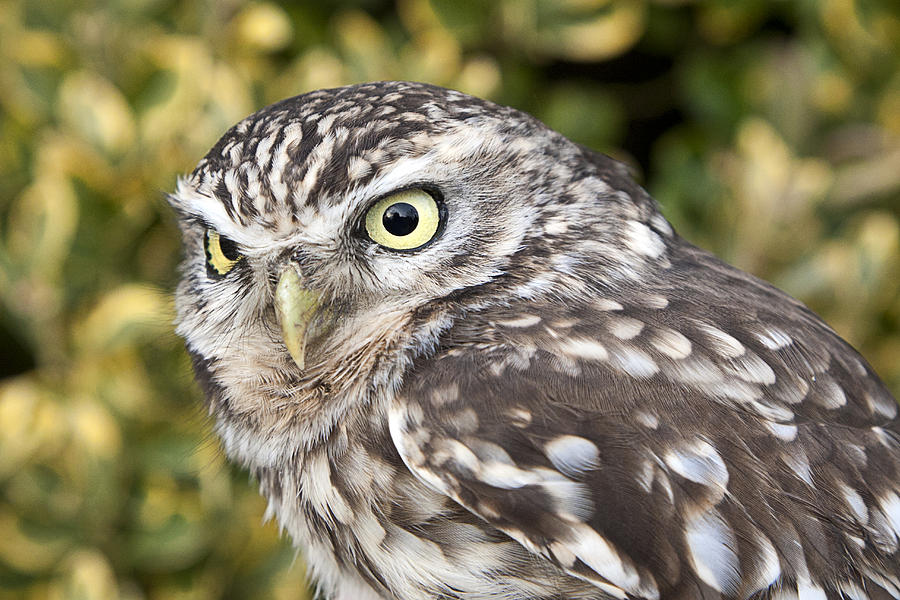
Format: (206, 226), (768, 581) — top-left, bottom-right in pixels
(364, 189), (443, 251)
(205, 230), (243, 277)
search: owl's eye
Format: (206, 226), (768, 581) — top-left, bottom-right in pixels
(205, 229), (243, 277)
(364, 189), (443, 251)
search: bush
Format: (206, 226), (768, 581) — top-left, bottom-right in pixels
(1, 1), (898, 598)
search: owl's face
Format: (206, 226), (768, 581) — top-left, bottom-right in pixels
(171, 82), (654, 463)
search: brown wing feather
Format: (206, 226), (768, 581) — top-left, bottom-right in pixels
(392, 240), (900, 600)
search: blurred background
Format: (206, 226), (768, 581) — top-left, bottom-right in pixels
(1, 0), (898, 598)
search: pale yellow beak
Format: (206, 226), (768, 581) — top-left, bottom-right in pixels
(274, 265), (322, 370)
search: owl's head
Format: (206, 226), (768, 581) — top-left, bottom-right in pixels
(171, 81), (668, 462)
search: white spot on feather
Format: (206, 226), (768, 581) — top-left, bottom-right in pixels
(750, 400), (794, 422)
(443, 439), (480, 473)
(878, 491), (900, 540)
(656, 471), (675, 504)
(713, 380), (763, 403)
(475, 461), (540, 489)
(755, 326), (793, 350)
(778, 375), (810, 404)
(428, 383), (459, 406)
(507, 407), (532, 427)
(872, 426), (896, 447)
(839, 581), (868, 600)
(595, 298), (624, 311)
(354, 510), (387, 547)
(696, 323), (746, 358)
(551, 318), (577, 329)
(665, 355), (724, 384)
(650, 213), (673, 237)
(797, 579), (827, 600)
(558, 338), (609, 361)
(496, 314), (541, 328)
(766, 421), (798, 441)
(838, 482), (868, 524)
(869, 391), (898, 419)
(745, 533), (781, 594)
(634, 411), (659, 429)
(781, 450), (813, 486)
(545, 435), (601, 477)
(544, 218), (569, 235)
(664, 439), (729, 490)
(254, 132), (276, 166)
(643, 294), (669, 309)
(612, 346), (659, 378)
(869, 506), (897, 554)
(814, 377), (847, 409)
(467, 439), (515, 466)
(300, 451), (355, 525)
(609, 316), (645, 340)
(684, 508), (740, 594)
(567, 523), (657, 599)
(769, 587), (799, 600)
(550, 541), (577, 567)
(635, 459), (655, 493)
(347, 156), (372, 180)
(651, 328), (692, 359)
(539, 473), (594, 521)
(623, 220), (666, 258)
(725, 353), (776, 385)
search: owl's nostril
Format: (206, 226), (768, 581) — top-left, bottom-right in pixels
(268, 249), (307, 287)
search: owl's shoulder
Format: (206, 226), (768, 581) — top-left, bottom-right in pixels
(389, 247), (900, 598)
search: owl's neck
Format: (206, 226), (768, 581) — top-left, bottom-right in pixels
(211, 304), (455, 470)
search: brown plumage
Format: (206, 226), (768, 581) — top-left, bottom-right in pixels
(171, 81), (900, 600)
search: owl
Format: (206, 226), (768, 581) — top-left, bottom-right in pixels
(171, 81), (900, 600)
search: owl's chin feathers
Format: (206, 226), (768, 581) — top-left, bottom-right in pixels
(189, 300), (450, 467)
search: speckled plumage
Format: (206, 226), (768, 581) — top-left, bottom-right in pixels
(171, 81), (900, 600)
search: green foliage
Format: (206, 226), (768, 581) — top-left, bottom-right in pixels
(1, 0), (898, 598)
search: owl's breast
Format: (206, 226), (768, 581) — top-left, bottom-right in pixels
(255, 417), (601, 600)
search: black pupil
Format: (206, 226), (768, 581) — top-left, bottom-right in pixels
(218, 235), (241, 261)
(382, 202), (419, 237)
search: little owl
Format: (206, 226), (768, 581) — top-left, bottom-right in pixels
(171, 81), (900, 600)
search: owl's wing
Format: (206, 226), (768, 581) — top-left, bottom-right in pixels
(389, 362), (668, 600)
(388, 249), (900, 600)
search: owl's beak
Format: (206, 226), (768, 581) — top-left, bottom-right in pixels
(274, 265), (322, 370)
